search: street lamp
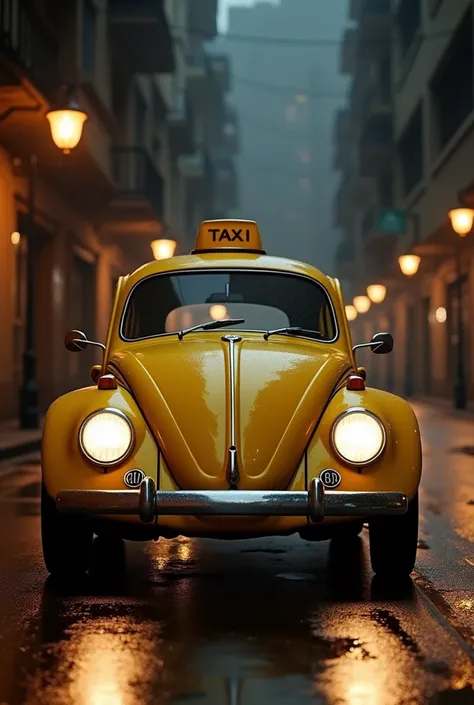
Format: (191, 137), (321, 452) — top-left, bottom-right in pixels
(2, 84), (89, 429)
(447, 205), (474, 409)
(353, 295), (371, 314)
(398, 253), (421, 277)
(448, 208), (474, 236)
(345, 305), (358, 321)
(367, 284), (387, 304)
(151, 239), (177, 260)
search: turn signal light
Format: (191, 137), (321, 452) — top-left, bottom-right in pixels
(347, 375), (366, 391)
(97, 374), (118, 390)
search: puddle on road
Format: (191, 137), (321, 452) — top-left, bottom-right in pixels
(3, 535), (474, 705)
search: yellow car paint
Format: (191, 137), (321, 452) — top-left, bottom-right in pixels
(42, 218), (422, 537)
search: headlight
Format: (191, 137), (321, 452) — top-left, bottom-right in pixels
(331, 409), (385, 465)
(79, 409), (134, 465)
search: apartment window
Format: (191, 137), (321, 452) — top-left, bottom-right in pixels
(82, 0), (97, 76)
(134, 90), (147, 148)
(399, 104), (423, 197)
(397, 0), (421, 60)
(431, 11), (473, 151)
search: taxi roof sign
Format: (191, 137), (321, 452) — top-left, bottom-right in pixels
(193, 219), (266, 255)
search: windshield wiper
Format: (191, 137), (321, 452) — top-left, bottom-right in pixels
(177, 318), (245, 340)
(263, 327), (322, 340)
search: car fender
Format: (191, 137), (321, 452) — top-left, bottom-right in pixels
(41, 386), (158, 502)
(306, 386), (422, 502)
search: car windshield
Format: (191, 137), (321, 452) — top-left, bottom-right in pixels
(121, 270), (337, 342)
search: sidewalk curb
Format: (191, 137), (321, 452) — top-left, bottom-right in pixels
(0, 438), (41, 461)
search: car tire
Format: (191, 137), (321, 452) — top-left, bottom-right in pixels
(41, 482), (93, 576)
(368, 492), (418, 579)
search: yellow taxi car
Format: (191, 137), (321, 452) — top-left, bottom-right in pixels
(41, 219), (422, 579)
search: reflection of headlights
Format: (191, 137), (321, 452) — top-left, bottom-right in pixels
(332, 409), (385, 465)
(80, 409), (133, 465)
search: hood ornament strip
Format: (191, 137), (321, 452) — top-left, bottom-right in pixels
(222, 334), (241, 489)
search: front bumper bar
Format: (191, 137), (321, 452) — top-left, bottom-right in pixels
(56, 478), (408, 524)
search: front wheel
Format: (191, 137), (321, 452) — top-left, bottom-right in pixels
(41, 482), (93, 576)
(369, 492), (418, 579)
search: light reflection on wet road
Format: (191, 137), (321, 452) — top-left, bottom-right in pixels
(0, 402), (473, 704)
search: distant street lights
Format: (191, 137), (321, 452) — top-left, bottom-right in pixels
(398, 253), (421, 277)
(3, 83), (89, 429)
(367, 284), (387, 304)
(448, 208), (474, 236)
(353, 295), (371, 314)
(151, 239), (177, 260)
(345, 304), (358, 321)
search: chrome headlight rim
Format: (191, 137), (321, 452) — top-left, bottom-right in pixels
(79, 407), (135, 467)
(330, 407), (386, 467)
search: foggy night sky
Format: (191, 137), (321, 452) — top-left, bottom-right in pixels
(216, 0), (349, 272)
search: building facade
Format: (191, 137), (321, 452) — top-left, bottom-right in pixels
(334, 0), (474, 408)
(0, 0), (239, 423)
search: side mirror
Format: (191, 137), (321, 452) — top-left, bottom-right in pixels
(65, 329), (88, 352)
(64, 330), (106, 354)
(371, 331), (394, 355)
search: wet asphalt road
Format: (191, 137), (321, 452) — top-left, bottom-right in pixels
(0, 403), (473, 704)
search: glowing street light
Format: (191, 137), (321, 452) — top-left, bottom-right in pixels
(345, 305), (358, 321)
(151, 239), (177, 260)
(367, 284), (387, 304)
(398, 253), (421, 277)
(353, 295), (371, 314)
(448, 207), (474, 236)
(46, 84), (89, 154)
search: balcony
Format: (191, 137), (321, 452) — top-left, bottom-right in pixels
(168, 91), (195, 155)
(109, 0), (174, 74)
(359, 114), (393, 177)
(340, 28), (358, 74)
(357, 0), (392, 60)
(0, 0), (60, 105)
(103, 147), (164, 235)
(360, 82), (392, 124)
(188, 0), (218, 40)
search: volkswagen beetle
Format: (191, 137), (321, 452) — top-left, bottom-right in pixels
(41, 220), (421, 578)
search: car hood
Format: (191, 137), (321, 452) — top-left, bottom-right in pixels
(111, 335), (350, 490)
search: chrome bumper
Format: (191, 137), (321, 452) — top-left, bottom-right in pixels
(56, 478), (408, 524)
